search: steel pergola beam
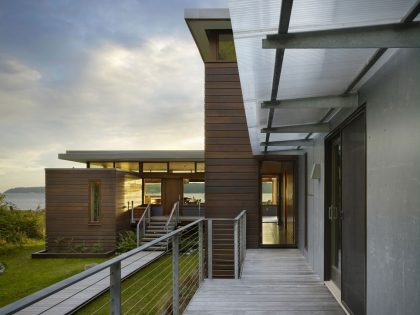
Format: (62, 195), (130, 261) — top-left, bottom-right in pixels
(264, 0), (294, 153)
(261, 139), (313, 147)
(262, 123), (330, 134)
(261, 94), (357, 109)
(263, 21), (420, 49)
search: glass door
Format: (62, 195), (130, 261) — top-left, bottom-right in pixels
(327, 135), (342, 289)
(260, 160), (296, 246)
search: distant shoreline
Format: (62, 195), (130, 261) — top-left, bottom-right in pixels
(3, 187), (45, 194)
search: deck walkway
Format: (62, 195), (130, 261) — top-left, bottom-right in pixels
(185, 249), (345, 314)
(16, 250), (164, 315)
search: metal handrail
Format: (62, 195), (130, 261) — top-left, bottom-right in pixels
(136, 204), (151, 247)
(0, 218), (204, 315)
(165, 201), (179, 231)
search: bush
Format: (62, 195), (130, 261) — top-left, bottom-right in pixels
(0, 208), (45, 245)
(116, 231), (137, 254)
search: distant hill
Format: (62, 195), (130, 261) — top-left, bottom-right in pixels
(3, 187), (45, 194)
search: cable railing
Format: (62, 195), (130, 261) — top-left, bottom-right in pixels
(0, 219), (205, 315)
(136, 203), (151, 247)
(207, 210), (246, 279)
(166, 201), (180, 233)
(0, 211), (247, 315)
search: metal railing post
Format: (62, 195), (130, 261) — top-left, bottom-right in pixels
(234, 220), (239, 279)
(136, 225), (140, 247)
(172, 234), (180, 315)
(244, 213), (247, 261)
(207, 219), (213, 279)
(129, 201), (133, 223)
(110, 262), (121, 315)
(198, 220), (203, 283)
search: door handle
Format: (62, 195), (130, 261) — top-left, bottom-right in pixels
(328, 206), (332, 220)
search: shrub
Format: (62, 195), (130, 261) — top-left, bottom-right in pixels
(0, 208), (45, 245)
(116, 231), (137, 254)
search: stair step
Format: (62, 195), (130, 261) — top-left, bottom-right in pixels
(144, 232), (165, 237)
(142, 237), (168, 242)
(146, 229), (173, 234)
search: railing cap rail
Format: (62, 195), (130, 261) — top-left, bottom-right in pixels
(0, 218), (204, 315)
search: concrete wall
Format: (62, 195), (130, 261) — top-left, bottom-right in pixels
(300, 135), (326, 279)
(361, 48), (420, 315)
(299, 48), (420, 314)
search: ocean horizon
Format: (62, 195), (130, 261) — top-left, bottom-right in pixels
(4, 192), (45, 210)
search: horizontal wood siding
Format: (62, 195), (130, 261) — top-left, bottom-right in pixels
(205, 62), (259, 277)
(45, 169), (118, 253)
(115, 172), (142, 236)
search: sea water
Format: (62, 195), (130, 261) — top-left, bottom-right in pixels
(3, 193), (45, 210)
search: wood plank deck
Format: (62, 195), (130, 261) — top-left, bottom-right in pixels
(16, 251), (164, 315)
(185, 249), (345, 315)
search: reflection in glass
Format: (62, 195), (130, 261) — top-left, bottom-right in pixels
(169, 162), (195, 173)
(144, 179), (161, 204)
(183, 180), (205, 204)
(261, 161), (295, 246)
(143, 163), (167, 173)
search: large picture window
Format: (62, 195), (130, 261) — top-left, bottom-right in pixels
(184, 180), (205, 204)
(144, 179), (161, 204)
(89, 181), (101, 223)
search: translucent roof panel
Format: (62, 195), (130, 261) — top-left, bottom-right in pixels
(229, 0), (417, 155)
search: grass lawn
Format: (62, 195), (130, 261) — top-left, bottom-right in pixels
(0, 241), (107, 307)
(76, 251), (199, 315)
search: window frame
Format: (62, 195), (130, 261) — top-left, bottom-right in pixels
(88, 180), (101, 225)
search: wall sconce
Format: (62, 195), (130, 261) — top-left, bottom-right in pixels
(310, 163), (321, 180)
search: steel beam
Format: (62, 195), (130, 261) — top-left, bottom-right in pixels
(262, 123), (330, 133)
(261, 139), (313, 147)
(264, 0), (294, 153)
(262, 94), (357, 109)
(263, 21), (420, 49)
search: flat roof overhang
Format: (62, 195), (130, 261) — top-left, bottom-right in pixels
(58, 150), (205, 163)
(185, 8), (232, 62)
(228, 0), (420, 156)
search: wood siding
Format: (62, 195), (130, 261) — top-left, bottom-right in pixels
(46, 169), (140, 253)
(205, 62), (259, 277)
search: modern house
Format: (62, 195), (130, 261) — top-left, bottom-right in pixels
(34, 1), (420, 314)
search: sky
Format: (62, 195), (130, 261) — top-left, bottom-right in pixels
(0, 0), (227, 192)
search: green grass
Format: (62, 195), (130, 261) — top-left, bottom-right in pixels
(0, 242), (107, 307)
(76, 251), (199, 315)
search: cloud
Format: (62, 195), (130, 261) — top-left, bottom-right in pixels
(0, 0), (228, 191)
(0, 37), (204, 191)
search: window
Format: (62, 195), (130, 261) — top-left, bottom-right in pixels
(262, 176), (279, 205)
(89, 181), (101, 223)
(196, 162), (205, 173)
(169, 162), (195, 173)
(115, 162), (139, 172)
(90, 162), (114, 168)
(183, 180), (205, 204)
(217, 32), (236, 61)
(143, 162), (167, 173)
(144, 179), (161, 204)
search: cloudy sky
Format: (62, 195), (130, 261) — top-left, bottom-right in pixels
(0, 0), (226, 192)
